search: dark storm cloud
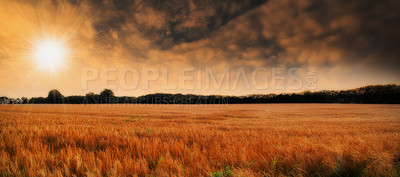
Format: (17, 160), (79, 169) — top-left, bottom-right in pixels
(215, 0), (400, 71)
(304, 0), (400, 69)
(84, 0), (268, 49)
(51, 0), (400, 73)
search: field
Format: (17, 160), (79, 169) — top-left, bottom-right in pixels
(0, 104), (399, 176)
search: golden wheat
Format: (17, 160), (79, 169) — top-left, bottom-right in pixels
(0, 104), (399, 176)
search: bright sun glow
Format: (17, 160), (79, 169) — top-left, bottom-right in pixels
(34, 39), (67, 71)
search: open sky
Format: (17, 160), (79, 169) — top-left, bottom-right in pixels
(0, 0), (399, 98)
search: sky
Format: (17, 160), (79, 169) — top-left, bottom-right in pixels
(0, 0), (399, 98)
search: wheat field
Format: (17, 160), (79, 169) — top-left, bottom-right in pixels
(0, 104), (399, 176)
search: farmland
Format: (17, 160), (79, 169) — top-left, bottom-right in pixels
(0, 104), (399, 176)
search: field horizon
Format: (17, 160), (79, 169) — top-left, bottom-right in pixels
(2, 84), (400, 105)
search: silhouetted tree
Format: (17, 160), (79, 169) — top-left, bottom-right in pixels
(28, 97), (46, 104)
(64, 96), (85, 104)
(15, 84), (400, 104)
(100, 89), (114, 97)
(21, 97), (28, 104)
(86, 92), (96, 97)
(100, 89), (115, 103)
(0, 97), (8, 104)
(83, 92), (99, 104)
(47, 89), (64, 103)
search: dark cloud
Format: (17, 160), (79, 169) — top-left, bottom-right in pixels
(208, 0), (400, 71)
(84, 0), (268, 49)
(78, 0), (400, 70)
(305, 0), (400, 70)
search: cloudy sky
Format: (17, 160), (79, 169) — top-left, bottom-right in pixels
(0, 0), (399, 97)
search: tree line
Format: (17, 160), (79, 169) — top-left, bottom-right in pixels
(1, 84), (399, 104)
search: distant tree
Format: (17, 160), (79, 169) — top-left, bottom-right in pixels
(0, 97), (8, 104)
(21, 97), (28, 104)
(29, 97), (46, 104)
(100, 89), (114, 98)
(47, 89), (64, 103)
(13, 98), (23, 104)
(83, 92), (99, 104)
(64, 96), (85, 104)
(100, 89), (115, 103)
(86, 92), (96, 97)
(16, 84), (400, 104)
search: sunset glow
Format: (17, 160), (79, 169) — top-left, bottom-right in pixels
(1, 1), (400, 176)
(33, 39), (67, 71)
(0, 0), (398, 97)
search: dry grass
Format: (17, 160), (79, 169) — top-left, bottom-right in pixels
(0, 104), (399, 176)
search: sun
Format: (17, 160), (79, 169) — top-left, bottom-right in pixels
(33, 39), (68, 71)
